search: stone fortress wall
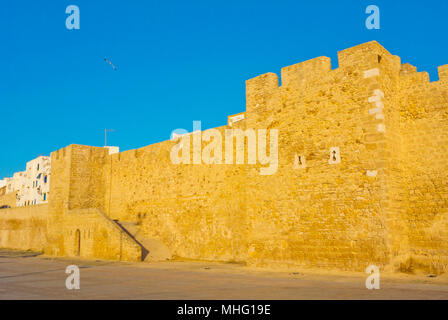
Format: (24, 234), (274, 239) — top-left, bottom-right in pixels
(1, 41), (447, 274)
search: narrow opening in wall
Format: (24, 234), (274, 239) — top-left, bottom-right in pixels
(378, 55), (382, 63)
(429, 66), (440, 82)
(276, 71), (282, 87)
(75, 229), (81, 256)
(330, 54), (339, 70)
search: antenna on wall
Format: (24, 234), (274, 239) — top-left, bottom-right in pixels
(105, 129), (115, 147)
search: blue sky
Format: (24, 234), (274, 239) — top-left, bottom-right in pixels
(1, 0), (447, 178)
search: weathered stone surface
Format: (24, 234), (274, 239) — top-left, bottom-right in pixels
(1, 41), (448, 273)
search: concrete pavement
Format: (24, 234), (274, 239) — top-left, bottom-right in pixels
(0, 250), (447, 299)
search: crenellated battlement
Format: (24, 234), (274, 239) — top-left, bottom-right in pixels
(337, 41), (400, 71)
(245, 41), (447, 122)
(281, 56), (331, 88)
(439, 64), (448, 82)
(51, 144), (107, 161)
(245, 41), (404, 112)
(399, 63), (448, 86)
(51, 145), (70, 160)
(400, 63), (417, 75)
(5, 41), (448, 274)
(246, 72), (279, 96)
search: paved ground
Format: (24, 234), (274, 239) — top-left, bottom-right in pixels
(0, 250), (448, 299)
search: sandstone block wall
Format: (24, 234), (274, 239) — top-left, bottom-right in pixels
(45, 144), (142, 262)
(103, 128), (248, 262)
(2, 41), (447, 273)
(243, 42), (395, 270)
(45, 208), (141, 262)
(49, 144), (108, 215)
(397, 63), (448, 274)
(97, 41), (448, 272)
(0, 204), (48, 252)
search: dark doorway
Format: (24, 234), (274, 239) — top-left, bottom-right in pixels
(75, 229), (81, 256)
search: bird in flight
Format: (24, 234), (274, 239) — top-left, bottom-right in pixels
(104, 58), (117, 71)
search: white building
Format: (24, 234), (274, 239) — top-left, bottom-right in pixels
(104, 146), (119, 155)
(3, 156), (51, 207)
(4, 172), (26, 195)
(0, 179), (5, 188)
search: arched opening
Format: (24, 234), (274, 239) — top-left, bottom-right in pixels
(75, 229), (81, 256)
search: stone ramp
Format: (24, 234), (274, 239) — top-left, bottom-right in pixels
(113, 220), (172, 262)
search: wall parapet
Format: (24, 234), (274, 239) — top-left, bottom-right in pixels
(0, 204), (49, 252)
(439, 65), (448, 82)
(281, 56), (331, 88)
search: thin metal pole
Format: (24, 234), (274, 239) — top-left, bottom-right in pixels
(105, 129), (115, 147)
